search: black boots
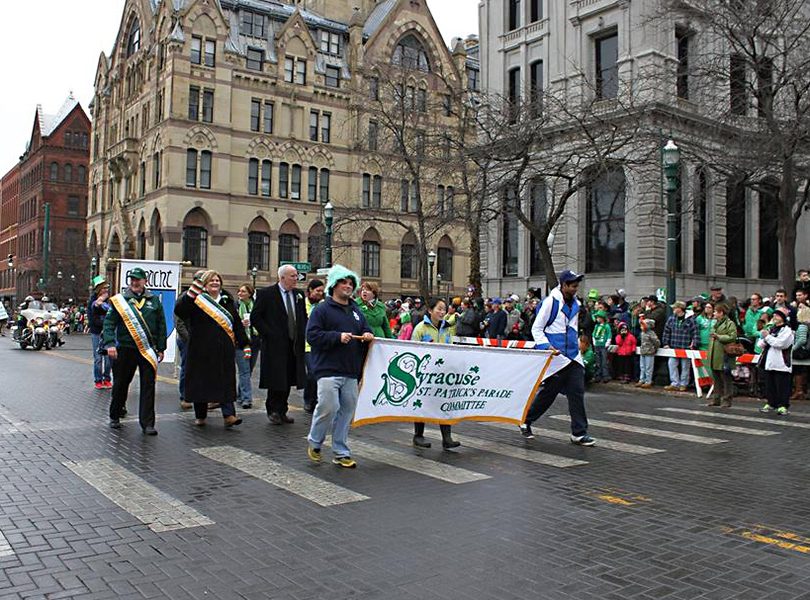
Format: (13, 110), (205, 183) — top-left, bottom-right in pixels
(413, 422), (431, 448)
(440, 424), (460, 449)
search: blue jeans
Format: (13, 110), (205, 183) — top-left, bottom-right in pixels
(178, 339), (188, 401)
(594, 346), (609, 380)
(525, 363), (588, 436)
(235, 347), (252, 404)
(639, 354), (655, 384)
(91, 332), (111, 382)
(307, 376), (359, 457)
(668, 357), (690, 387)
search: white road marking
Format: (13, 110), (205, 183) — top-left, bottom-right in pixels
(320, 438), (490, 484)
(659, 407), (810, 429)
(194, 446), (368, 506)
(0, 531), (15, 558)
(400, 429), (588, 468)
(63, 458), (214, 533)
(483, 421), (666, 455)
(607, 411), (780, 436)
(549, 415), (727, 444)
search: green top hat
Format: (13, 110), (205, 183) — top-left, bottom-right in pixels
(91, 275), (107, 289)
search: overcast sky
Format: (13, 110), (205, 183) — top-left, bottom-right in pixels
(0, 0), (479, 172)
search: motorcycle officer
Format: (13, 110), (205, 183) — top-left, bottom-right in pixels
(101, 268), (167, 435)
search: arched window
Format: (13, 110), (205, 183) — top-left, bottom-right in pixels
(248, 158), (259, 195)
(400, 232), (417, 280)
(308, 223), (325, 270)
(78, 165), (86, 183)
(186, 149), (198, 187)
(50, 162), (58, 181)
(393, 35), (431, 72)
(137, 219), (147, 260)
(261, 160), (271, 197)
(585, 167), (626, 273)
(64, 164), (72, 182)
(362, 229), (381, 277)
(200, 151), (212, 189)
(247, 217), (271, 271)
(759, 180), (779, 280)
(150, 210), (164, 261)
(127, 18), (141, 57)
(437, 236), (454, 281)
(182, 209), (209, 267)
(278, 220), (300, 264)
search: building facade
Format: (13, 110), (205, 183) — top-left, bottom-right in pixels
(1, 165), (20, 305)
(89, 0), (474, 297)
(1, 95), (91, 304)
(478, 0), (810, 300)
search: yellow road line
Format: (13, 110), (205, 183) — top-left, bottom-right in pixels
(722, 525), (810, 554)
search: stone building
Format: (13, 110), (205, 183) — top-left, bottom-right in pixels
(477, 0), (810, 300)
(89, 0), (475, 297)
(1, 95), (91, 304)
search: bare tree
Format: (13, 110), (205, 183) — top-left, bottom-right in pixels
(658, 0), (810, 289)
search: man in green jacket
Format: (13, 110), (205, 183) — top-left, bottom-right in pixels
(102, 267), (167, 434)
(743, 293), (772, 338)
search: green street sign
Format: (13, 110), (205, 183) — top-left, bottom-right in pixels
(280, 261), (311, 273)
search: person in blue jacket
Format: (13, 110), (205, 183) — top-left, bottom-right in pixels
(520, 269), (595, 447)
(305, 265), (373, 468)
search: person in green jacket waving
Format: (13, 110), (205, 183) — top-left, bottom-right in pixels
(357, 282), (393, 338)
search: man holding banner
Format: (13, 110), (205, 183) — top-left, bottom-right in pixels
(102, 268), (167, 435)
(521, 269), (595, 446)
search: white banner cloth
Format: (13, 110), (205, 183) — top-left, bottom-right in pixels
(353, 339), (571, 426)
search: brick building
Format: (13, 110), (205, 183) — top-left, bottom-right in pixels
(12, 95), (91, 303)
(1, 164), (20, 305)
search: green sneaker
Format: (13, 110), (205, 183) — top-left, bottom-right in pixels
(759, 404), (774, 413)
(777, 406), (789, 416)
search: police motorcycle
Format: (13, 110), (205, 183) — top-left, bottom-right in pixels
(12, 297), (51, 350)
(42, 299), (67, 348)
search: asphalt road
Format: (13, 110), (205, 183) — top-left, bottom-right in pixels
(0, 334), (808, 600)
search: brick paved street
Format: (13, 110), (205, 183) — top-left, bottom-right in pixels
(1, 334), (810, 599)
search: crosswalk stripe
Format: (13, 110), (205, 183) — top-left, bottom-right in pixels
(482, 422), (666, 455)
(549, 415), (727, 444)
(194, 446), (369, 506)
(399, 429), (588, 468)
(320, 438), (490, 484)
(0, 531), (14, 558)
(659, 407), (810, 430)
(724, 406), (810, 418)
(63, 458), (214, 533)
(607, 411), (780, 436)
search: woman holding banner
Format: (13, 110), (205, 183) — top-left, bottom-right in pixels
(175, 270), (250, 426)
(411, 298), (460, 449)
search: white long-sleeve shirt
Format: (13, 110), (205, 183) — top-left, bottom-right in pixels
(756, 326), (795, 372)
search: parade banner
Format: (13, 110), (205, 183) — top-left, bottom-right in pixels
(353, 339), (571, 426)
(118, 259), (181, 363)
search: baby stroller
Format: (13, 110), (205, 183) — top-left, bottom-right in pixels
(730, 337), (763, 398)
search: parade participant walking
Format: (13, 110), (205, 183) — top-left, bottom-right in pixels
(662, 301), (699, 392)
(175, 270), (249, 426)
(303, 279), (325, 413)
(102, 268), (167, 434)
(520, 269), (595, 446)
(358, 281), (393, 339)
(706, 303), (738, 407)
(411, 297), (460, 449)
(87, 276), (112, 390)
(758, 308), (795, 415)
(235, 283), (256, 409)
(305, 265), (373, 468)
(251, 265), (307, 425)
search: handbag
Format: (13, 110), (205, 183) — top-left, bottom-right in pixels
(723, 341), (745, 356)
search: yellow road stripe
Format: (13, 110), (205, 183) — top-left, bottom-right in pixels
(723, 525), (810, 554)
(40, 350), (179, 384)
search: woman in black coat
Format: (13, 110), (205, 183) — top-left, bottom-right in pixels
(175, 270), (250, 426)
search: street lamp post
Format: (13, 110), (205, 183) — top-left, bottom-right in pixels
(90, 256), (98, 278)
(251, 265), (258, 290)
(663, 140), (680, 311)
(324, 202), (334, 269)
(56, 271), (63, 304)
(437, 273), (443, 301)
(427, 251), (436, 296)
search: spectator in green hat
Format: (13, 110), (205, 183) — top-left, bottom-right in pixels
(592, 310), (612, 382)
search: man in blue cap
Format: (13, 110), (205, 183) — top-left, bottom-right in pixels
(520, 269), (595, 446)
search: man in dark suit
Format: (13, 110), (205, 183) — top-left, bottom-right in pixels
(251, 264), (307, 424)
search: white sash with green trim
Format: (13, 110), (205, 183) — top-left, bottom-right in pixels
(194, 293), (236, 345)
(110, 293), (159, 371)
